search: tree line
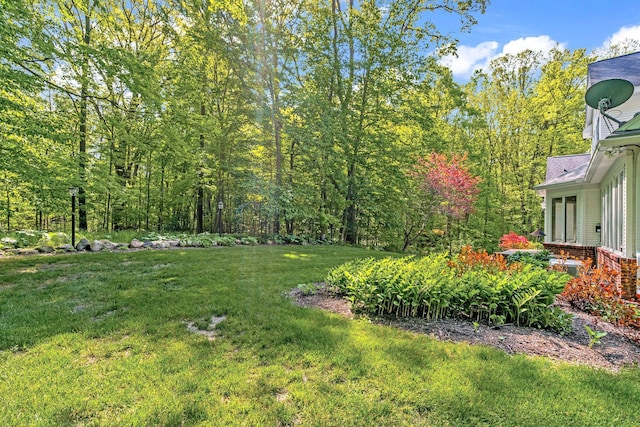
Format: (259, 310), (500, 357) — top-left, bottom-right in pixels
(1, 0), (637, 251)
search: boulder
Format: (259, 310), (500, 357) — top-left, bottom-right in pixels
(76, 238), (90, 251)
(36, 246), (55, 254)
(167, 240), (180, 247)
(142, 240), (153, 248)
(56, 244), (75, 252)
(130, 238), (144, 249)
(151, 240), (170, 249)
(18, 249), (39, 256)
(99, 240), (118, 251)
(89, 240), (103, 252)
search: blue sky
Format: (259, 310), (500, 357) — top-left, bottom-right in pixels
(439, 0), (640, 79)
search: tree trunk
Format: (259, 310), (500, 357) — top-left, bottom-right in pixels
(78, 11), (91, 231)
(344, 162), (357, 244)
(196, 102), (205, 234)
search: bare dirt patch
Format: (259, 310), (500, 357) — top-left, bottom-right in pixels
(289, 286), (640, 372)
(185, 316), (227, 341)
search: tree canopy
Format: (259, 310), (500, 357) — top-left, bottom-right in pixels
(1, 0), (632, 251)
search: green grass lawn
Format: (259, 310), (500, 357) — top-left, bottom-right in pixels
(1, 246), (640, 426)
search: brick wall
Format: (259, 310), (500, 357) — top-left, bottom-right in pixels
(542, 243), (597, 262)
(597, 248), (638, 299)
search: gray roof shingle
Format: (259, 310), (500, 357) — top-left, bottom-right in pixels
(544, 153), (591, 181)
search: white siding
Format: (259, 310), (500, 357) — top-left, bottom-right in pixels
(575, 195), (582, 244)
(583, 188), (601, 246)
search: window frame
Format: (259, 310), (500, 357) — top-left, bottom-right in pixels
(551, 195), (577, 243)
(601, 167), (625, 254)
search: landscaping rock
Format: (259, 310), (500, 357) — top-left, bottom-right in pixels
(56, 244), (75, 252)
(167, 240), (180, 247)
(142, 240), (153, 248)
(76, 238), (90, 251)
(36, 246), (55, 254)
(151, 240), (170, 249)
(89, 240), (103, 252)
(18, 249), (39, 256)
(130, 238), (144, 249)
(98, 240), (118, 251)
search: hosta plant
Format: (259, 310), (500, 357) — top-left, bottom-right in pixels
(326, 248), (571, 332)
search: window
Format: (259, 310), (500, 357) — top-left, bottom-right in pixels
(601, 168), (625, 252)
(551, 196), (577, 243)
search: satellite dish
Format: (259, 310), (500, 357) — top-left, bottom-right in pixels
(585, 78), (634, 126)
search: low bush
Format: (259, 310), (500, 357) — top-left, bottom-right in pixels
(240, 236), (259, 246)
(561, 260), (640, 328)
(506, 250), (551, 269)
(499, 232), (535, 250)
(326, 247), (572, 332)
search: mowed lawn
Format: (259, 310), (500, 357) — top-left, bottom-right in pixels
(1, 246), (640, 426)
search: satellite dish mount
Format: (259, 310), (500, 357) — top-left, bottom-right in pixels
(585, 78), (634, 126)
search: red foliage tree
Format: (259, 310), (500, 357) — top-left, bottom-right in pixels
(411, 152), (481, 220)
(499, 232), (534, 250)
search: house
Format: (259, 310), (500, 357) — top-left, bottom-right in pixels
(535, 51), (640, 299)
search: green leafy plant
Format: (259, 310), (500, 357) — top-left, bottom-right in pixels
(326, 249), (572, 331)
(240, 236), (259, 246)
(296, 283), (318, 295)
(584, 325), (607, 348)
(506, 250), (550, 269)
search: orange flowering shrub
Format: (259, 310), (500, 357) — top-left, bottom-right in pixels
(450, 245), (509, 274)
(560, 260), (640, 328)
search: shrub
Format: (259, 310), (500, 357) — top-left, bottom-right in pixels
(38, 232), (70, 247)
(499, 232), (535, 250)
(212, 236), (236, 247)
(506, 250), (551, 269)
(449, 245), (509, 274)
(326, 249), (572, 332)
(240, 236), (259, 246)
(561, 261), (640, 328)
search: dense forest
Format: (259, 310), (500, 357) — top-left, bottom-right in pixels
(1, 0), (638, 251)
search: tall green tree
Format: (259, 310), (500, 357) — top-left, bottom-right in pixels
(464, 48), (589, 240)
(292, 0), (487, 244)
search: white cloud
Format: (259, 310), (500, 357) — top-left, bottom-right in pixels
(502, 35), (561, 56)
(439, 41), (499, 77)
(440, 35), (564, 80)
(601, 25), (640, 49)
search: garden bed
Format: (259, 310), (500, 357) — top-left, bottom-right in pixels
(289, 285), (640, 371)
